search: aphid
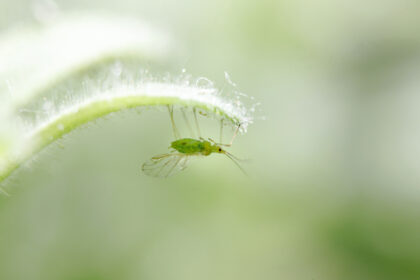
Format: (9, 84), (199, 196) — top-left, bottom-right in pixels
(142, 105), (245, 177)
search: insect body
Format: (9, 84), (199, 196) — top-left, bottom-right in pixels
(141, 106), (244, 177)
(171, 138), (223, 156)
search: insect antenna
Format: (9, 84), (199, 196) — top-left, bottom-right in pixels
(224, 151), (247, 162)
(224, 151), (247, 176)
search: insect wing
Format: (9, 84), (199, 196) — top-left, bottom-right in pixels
(178, 156), (190, 171)
(142, 153), (188, 177)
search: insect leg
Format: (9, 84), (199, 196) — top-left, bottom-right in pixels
(219, 119), (224, 143)
(207, 138), (217, 144)
(208, 123), (241, 147)
(181, 107), (195, 138)
(168, 105), (180, 139)
(193, 107), (202, 138)
(228, 124), (241, 146)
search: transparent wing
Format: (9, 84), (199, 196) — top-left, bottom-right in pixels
(141, 153), (189, 177)
(178, 156), (190, 171)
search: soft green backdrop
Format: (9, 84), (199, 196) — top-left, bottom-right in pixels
(1, 0), (420, 279)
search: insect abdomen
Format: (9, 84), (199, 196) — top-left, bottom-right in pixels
(171, 138), (205, 154)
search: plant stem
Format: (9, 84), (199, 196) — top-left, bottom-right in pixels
(0, 94), (248, 183)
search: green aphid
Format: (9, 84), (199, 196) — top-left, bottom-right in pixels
(142, 106), (245, 177)
(171, 138), (221, 156)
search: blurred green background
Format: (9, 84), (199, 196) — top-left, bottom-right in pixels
(1, 0), (420, 279)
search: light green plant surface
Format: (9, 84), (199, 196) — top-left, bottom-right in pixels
(1, 1), (420, 280)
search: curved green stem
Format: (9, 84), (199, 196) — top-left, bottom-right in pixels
(0, 94), (249, 183)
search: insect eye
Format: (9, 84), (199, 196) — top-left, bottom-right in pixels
(219, 148), (222, 152)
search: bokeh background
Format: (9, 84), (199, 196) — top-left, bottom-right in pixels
(1, 0), (420, 279)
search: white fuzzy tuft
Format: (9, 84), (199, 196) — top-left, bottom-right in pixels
(23, 67), (255, 137)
